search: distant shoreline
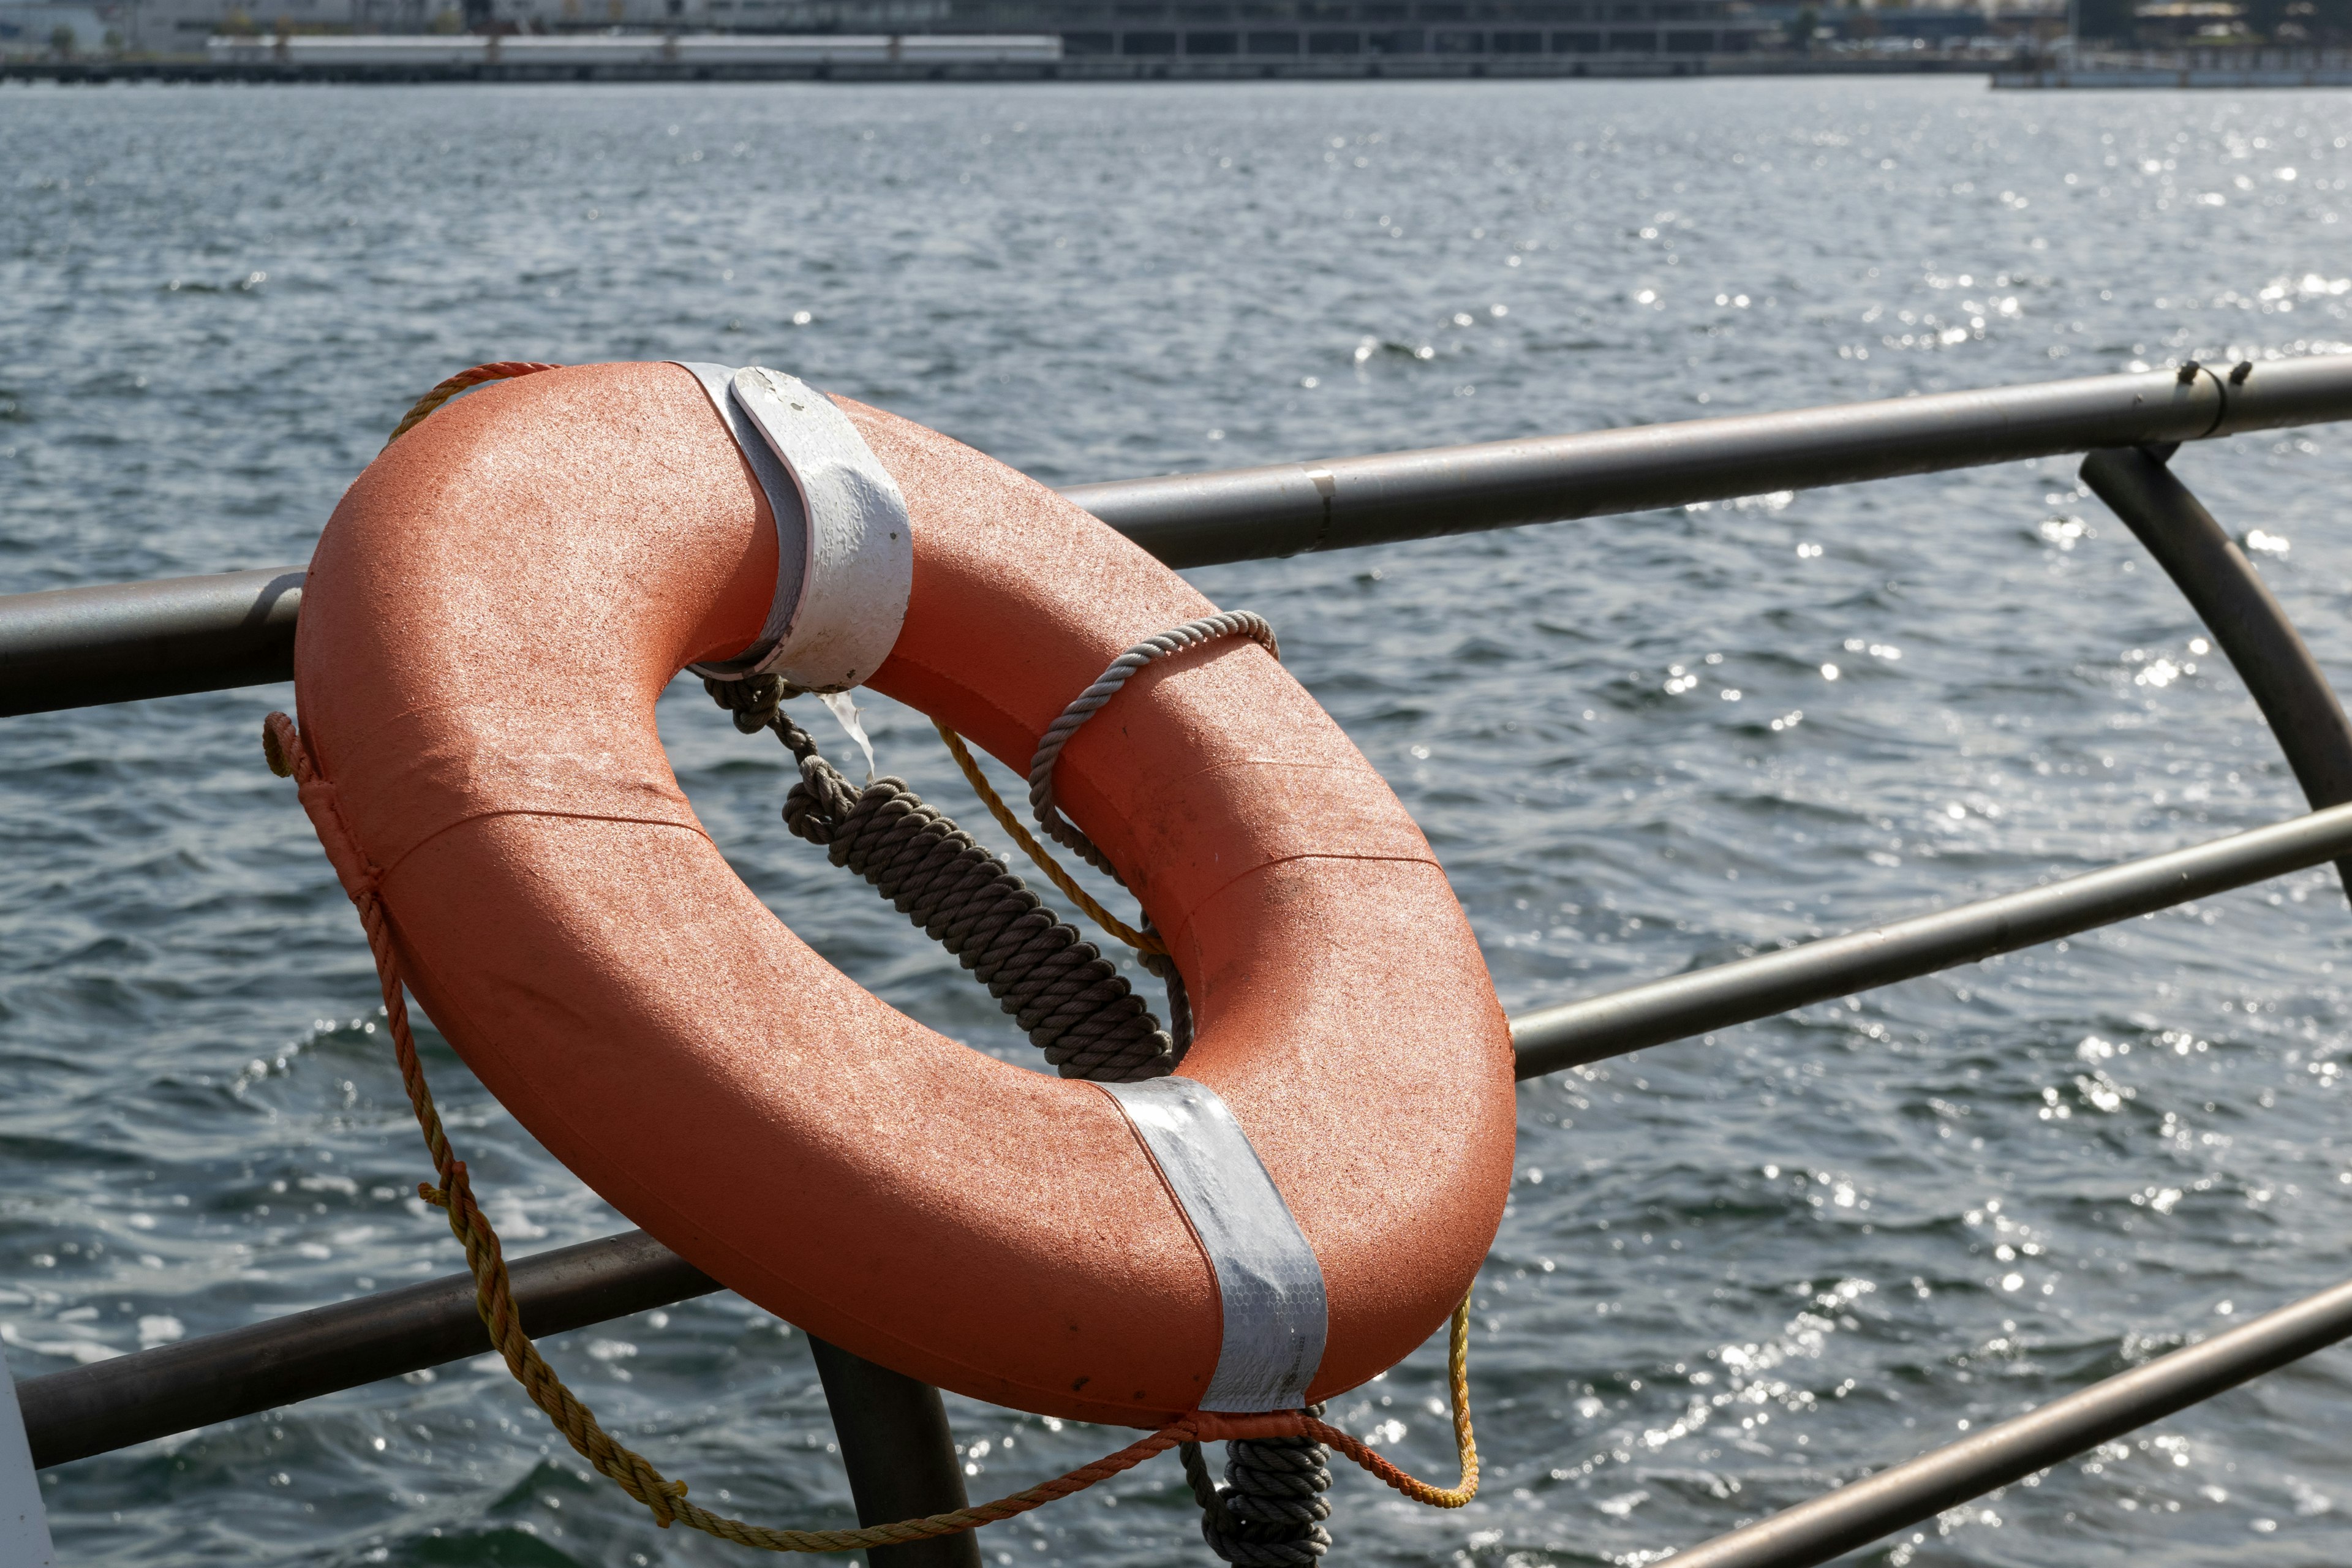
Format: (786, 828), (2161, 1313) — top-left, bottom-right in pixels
(0, 53), (2003, 83)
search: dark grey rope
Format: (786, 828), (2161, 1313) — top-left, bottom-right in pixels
(710, 627), (1330, 1564)
(708, 674), (1174, 1082)
(1020, 613), (1327, 1567)
(1179, 1404), (1333, 1567)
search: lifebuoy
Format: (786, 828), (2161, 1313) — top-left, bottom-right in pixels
(289, 360), (1515, 1427)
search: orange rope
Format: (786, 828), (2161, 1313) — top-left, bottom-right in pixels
(1306, 1287), (1477, 1507)
(382, 361), (565, 450)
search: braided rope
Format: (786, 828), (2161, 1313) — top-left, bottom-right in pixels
(935, 723), (1165, 957)
(710, 677), (1174, 1080)
(382, 360), (565, 450)
(932, 720), (1191, 1051)
(934, 717), (1193, 1054)
(1180, 1411), (1333, 1566)
(1027, 612), (1278, 879)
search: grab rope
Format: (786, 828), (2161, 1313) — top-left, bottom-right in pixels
(254, 367), (1479, 1558)
(1025, 611), (1280, 880)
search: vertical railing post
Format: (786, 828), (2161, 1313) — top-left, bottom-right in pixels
(2082, 443), (2352, 899)
(808, 1338), (984, 1568)
(0, 1348), (56, 1567)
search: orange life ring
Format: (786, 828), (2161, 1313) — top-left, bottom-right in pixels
(290, 360), (1515, 1428)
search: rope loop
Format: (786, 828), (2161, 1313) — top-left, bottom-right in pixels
(1027, 611), (1278, 880)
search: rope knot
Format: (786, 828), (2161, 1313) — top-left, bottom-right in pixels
(705, 673), (799, 735)
(647, 1477), (690, 1527)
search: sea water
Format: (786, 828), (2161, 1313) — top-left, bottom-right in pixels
(6, 76), (2352, 1566)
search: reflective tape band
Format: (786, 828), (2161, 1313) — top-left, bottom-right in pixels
(1096, 1077), (1328, 1413)
(673, 363), (913, 693)
(728, 366), (912, 693)
(674, 361), (808, 680)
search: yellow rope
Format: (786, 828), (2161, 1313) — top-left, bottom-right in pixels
(1303, 1292), (1479, 1508)
(382, 361), (565, 451)
(933, 722), (1166, 957)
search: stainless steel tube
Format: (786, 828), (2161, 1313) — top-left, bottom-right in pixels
(10, 358), (2352, 717)
(1510, 799), (2352, 1077)
(1665, 1273), (2352, 1568)
(15, 1229), (717, 1469)
(0, 567), (303, 717)
(2083, 443), (2352, 898)
(1066, 355), (2351, 568)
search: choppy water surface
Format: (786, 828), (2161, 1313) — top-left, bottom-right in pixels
(9, 75), (2352, 1567)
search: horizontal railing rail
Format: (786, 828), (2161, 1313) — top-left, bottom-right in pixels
(16, 1231), (716, 1469)
(18, 799), (2352, 1466)
(1064, 353), (2351, 567)
(0, 566), (301, 718)
(1669, 1272), (2352, 1568)
(8, 356), (2352, 717)
(1510, 798), (2352, 1073)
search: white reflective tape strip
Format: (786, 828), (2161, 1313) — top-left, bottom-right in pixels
(672, 361), (809, 679)
(0, 1349), (58, 1567)
(728, 366), (913, 693)
(1096, 1077), (1328, 1413)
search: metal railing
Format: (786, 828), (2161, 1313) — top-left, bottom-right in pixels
(10, 355), (2352, 717)
(9, 355), (2352, 1567)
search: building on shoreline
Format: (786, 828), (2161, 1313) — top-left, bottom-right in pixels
(84, 0), (1770, 64)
